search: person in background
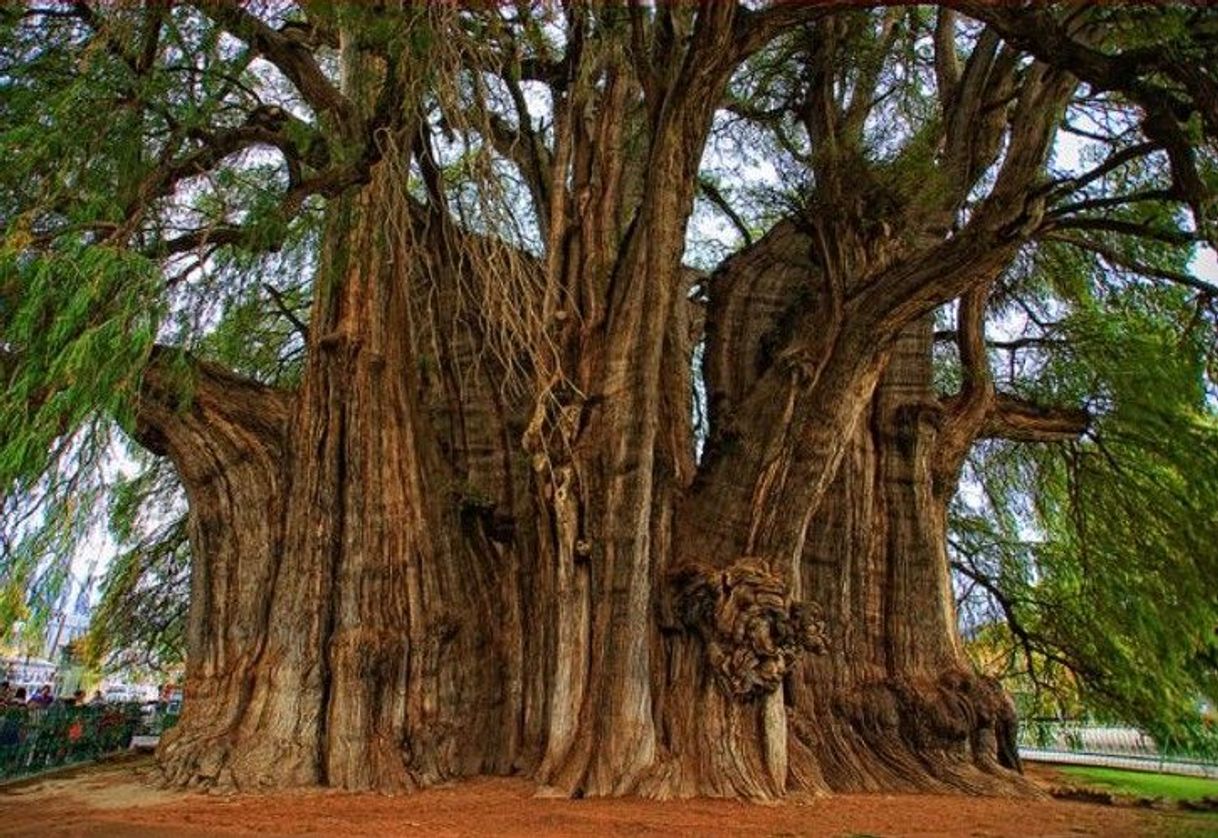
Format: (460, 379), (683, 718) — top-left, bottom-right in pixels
(0, 693), (19, 747)
(88, 690), (104, 706)
(0, 681), (10, 704)
(28, 684), (53, 709)
(11, 687), (27, 705)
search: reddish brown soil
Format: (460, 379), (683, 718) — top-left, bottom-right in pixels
(0, 756), (1212, 838)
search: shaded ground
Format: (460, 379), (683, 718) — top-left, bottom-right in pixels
(0, 756), (1214, 837)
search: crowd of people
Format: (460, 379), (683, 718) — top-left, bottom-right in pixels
(0, 682), (104, 710)
(0, 680), (156, 777)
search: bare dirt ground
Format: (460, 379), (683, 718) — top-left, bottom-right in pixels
(0, 756), (1213, 838)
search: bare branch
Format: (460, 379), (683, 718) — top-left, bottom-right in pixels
(935, 283), (997, 493)
(934, 331), (1067, 353)
(950, 547), (1097, 680)
(1046, 189), (1177, 219)
(933, 7), (961, 107)
(697, 178), (753, 246)
(1042, 217), (1196, 247)
(1047, 141), (1160, 199)
(842, 8), (903, 141)
(262, 283), (309, 341)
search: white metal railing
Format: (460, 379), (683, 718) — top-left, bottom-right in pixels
(1018, 720), (1218, 778)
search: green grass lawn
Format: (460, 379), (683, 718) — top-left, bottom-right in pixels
(1058, 765), (1218, 802)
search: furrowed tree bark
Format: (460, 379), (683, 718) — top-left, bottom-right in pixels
(134, 352), (292, 789)
(144, 134), (522, 790)
(788, 322), (1032, 796)
(525, 6), (771, 797)
(142, 186), (1058, 798)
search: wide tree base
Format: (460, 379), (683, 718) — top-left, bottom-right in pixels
(153, 747), (1038, 802)
(154, 667), (1039, 801)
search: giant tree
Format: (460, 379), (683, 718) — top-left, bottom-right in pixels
(2, 2), (1216, 799)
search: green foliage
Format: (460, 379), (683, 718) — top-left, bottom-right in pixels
(83, 519), (187, 673)
(956, 257), (1218, 738)
(0, 5), (310, 657)
(0, 237), (161, 650)
(0, 242), (161, 483)
(82, 457), (187, 673)
(951, 72), (1218, 735)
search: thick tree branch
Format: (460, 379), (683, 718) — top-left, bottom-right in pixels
(278, 11), (338, 51)
(949, 3), (1218, 245)
(841, 8), (902, 142)
(934, 284), (996, 494)
(933, 7), (961, 108)
(950, 3), (1218, 135)
(860, 62), (1078, 334)
(979, 394), (1090, 443)
(939, 29), (1015, 200)
(190, 0), (353, 125)
(627, 0), (657, 105)
(133, 346), (292, 461)
(932, 281), (1088, 492)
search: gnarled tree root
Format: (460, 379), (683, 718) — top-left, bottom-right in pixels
(791, 669), (1041, 798)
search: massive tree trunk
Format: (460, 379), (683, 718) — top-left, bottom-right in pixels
(787, 321), (1028, 795)
(141, 192), (1032, 798)
(126, 3), (1086, 801)
(147, 147), (520, 791)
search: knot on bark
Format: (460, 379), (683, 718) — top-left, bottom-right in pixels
(672, 557), (828, 701)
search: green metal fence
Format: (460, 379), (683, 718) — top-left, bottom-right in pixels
(0, 703), (145, 781)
